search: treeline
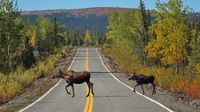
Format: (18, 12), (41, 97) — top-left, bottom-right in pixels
(0, 0), (70, 103)
(65, 29), (106, 47)
(0, 0), (67, 74)
(106, 0), (200, 98)
(0, 0), (107, 74)
(22, 14), (108, 33)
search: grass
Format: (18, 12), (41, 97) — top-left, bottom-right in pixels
(0, 80), (56, 112)
(0, 47), (71, 104)
(104, 46), (200, 99)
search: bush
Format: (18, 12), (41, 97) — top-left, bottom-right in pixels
(0, 51), (62, 104)
(104, 47), (200, 99)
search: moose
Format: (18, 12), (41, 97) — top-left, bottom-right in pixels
(128, 73), (156, 95)
(53, 70), (94, 97)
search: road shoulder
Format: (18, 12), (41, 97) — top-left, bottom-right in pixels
(98, 48), (200, 112)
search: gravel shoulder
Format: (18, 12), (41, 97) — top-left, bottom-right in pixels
(99, 48), (200, 112)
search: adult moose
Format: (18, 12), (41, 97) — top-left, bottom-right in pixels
(53, 70), (94, 97)
(128, 73), (156, 95)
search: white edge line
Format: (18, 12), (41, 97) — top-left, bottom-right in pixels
(96, 48), (174, 112)
(18, 48), (80, 112)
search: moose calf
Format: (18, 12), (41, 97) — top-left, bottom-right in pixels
(128, 73), (156, 95)
(53, 70), (94, 97)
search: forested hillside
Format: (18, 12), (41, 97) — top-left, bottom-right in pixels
(21, 7), (130, 33)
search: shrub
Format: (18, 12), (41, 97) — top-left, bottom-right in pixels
(0, 49), (63, 104)
(104, 47), (200, 99)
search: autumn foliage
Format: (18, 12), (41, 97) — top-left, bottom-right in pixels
(0, 53), (61, 104)
(105, 0), (200, 99)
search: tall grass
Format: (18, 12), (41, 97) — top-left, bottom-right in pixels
(104, 47), (200, 99)
(0, 52), (62, 104)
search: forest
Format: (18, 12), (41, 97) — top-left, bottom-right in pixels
(22, 14), (108, 33)
(20, 7), (129, 33)
(105, 0), (200, 98)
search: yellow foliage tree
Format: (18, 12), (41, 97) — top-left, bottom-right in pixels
(31, 28), (37, 48)
(84, 30), (91, 46)
(145, 0), (190, 72)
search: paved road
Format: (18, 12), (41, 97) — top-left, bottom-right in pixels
(19, 48), (171, 112)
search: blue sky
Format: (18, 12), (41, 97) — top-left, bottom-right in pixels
(18, 0), (200, 12)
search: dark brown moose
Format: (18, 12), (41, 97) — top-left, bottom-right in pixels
(53, 70), (94, 97)
(128, 73), (156, 95)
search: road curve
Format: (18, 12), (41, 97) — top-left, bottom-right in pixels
(19, 48), (172, 112)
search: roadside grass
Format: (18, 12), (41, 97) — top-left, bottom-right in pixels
(0, 80), (55, 112)
(104, 47), (200, 99)
(0, 47), (71, 104)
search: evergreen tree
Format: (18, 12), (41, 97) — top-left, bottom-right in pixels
(139, 0), (151, 65)
(54, 17), (59, 47)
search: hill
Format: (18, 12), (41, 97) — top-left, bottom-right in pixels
(21, 7), (131, 33)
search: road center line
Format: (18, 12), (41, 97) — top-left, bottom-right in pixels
(96, 48), (174, 112)
(84, 48), (93, 112)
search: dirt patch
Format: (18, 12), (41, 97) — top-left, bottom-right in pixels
(99, 48), (200, 112)
(0, 48), (76, 112)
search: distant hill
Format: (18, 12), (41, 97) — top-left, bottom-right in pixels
(21, 7), (200, 33)
(21, 7), (130, 16)
(21, 7), (131, 33)
(191, 13), (200, 20)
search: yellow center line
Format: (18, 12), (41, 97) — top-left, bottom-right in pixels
(84, 86), (89, 112)
(84, 48), (93, 112)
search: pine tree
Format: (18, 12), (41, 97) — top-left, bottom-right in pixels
(139, 0), (151, 65)
(54, 17), (59, 47)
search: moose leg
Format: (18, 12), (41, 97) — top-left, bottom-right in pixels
(71, 84), (75, 97)
(133, 84), (139, 93)
(86, 82), (91, 97)
(152, 83), (156, 95)
(141, 84), (145, 94)
(65, 83), (71, 95)
(89, 82), (94, 95)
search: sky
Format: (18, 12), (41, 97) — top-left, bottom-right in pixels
(18, 0), (200, 12)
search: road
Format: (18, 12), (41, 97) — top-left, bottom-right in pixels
(19, 48), (172, 112)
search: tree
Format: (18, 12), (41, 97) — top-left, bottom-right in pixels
(54, 17), (59, 47)
(145, 0), (190, 72)
(84, 30), (91, 46)
(0, 0), (26, 73)
(138, 0), (151, 65)
(36, 17), (54, 55)
(22, 36), (35, 68)
(31, 27), (37, 48)
(69, 28), (79, 46)
(107, 10), (140, 54)
(188, 18), (200, 74)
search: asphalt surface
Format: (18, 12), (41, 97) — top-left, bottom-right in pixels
(20, 48), (170, 112)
